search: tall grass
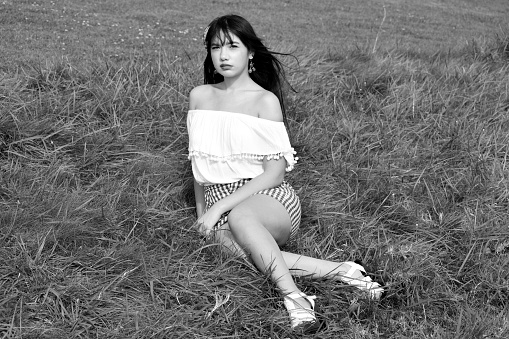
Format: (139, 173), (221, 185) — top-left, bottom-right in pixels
(1, 34), (508, 338)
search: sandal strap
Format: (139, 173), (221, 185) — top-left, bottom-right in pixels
(286, 292), (316, 303)
(342, 261), (384, 299)
(344, 261), (367, 277)
(284, 292), (317, 330)
(284, 292), (316, 310)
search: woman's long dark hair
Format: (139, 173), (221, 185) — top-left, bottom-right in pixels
(202, 14), (293, 126)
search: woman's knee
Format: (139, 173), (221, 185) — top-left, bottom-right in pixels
(227, 206), (256, 236)
(227, 198), (291, 245)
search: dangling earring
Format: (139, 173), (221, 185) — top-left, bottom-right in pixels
(248, 57), (256, 73)
(213, 70), (217, 74)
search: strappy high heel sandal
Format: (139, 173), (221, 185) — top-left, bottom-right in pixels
(341, 261), (384, 299)
(283, 292), (320, 333)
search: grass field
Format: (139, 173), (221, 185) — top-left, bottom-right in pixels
(1, 0), (509, 338)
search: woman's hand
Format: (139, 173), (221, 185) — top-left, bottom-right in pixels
(195, 204), (223, 237)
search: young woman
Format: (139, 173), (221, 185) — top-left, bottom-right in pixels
(187, 14), (383, 332)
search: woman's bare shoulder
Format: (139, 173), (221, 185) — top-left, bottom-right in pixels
(190, 84), (214, 95)
(189, 84), (218, 109)
(257, 91), (283, 122)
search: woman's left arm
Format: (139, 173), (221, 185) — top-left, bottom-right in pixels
(196, 155), (286, 236)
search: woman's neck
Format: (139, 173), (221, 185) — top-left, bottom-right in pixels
(221, 72), (256, 92)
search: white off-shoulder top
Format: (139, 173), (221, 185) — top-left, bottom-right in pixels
(187, 110), (297, 185)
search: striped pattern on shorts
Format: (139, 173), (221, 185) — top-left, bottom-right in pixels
(203, 179), (301, 241)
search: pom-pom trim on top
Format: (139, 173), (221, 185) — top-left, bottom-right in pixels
(188, 149), (298, 171)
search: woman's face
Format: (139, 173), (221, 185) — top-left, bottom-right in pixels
(210, 31), (251, 78)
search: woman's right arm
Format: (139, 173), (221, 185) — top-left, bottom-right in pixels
(189, 86), (206, 218)
(194, 180), (206, 218)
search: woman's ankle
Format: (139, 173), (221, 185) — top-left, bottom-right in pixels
(284, 291), (313, 309)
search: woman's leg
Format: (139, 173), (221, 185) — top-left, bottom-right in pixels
(213, 209), (382, 298)
(282, 252), (364, 280)
(214, 228), (369, 284)
(212, 192), (327, 326)
(220, 194), (299, 295)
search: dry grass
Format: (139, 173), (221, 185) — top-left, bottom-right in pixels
(1, 33), (508, 338)
(2, 1), (509, 338)
(1, 0), (509, 70)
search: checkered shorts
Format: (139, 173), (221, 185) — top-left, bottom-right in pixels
(203, 179), (301, 241)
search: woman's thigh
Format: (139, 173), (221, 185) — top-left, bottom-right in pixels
(227, 194), (292, 246)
